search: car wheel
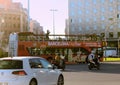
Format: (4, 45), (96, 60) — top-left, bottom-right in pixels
(57, 75), (64, 85)
(29, 79), (37, 85)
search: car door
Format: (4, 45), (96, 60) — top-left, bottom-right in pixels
(29, 58), (48, 85)
(40, 59), (59, 85)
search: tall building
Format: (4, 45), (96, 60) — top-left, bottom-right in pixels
(0, 0), (28, 51)
(30, 20), (44, 35)
(68, 0), (120, 38)
(0, 0), (28, 37)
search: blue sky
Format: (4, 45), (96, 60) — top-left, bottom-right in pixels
(13, 0), (68, 34)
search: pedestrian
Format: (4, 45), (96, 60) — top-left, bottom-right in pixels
(54, 53), (60, 67)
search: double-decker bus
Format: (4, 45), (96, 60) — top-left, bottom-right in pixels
(8, 32), (103, 62)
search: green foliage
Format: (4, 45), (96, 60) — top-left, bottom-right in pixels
(0, 49), (8, 58)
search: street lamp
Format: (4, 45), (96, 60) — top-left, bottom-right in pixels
(104, 18), (120, 57)
(118, 38), (120, 57)
(50, 9), (57, 38)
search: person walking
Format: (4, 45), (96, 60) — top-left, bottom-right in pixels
(59, 53), (66, 70)
(54, 53), (60, 68)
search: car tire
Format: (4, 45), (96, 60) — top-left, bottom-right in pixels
(57, 75), (64, 85)
(29, 79), (37, 85)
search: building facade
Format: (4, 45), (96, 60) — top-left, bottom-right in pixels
(30, 20), (44, 35)
(0, 0), (28, 38)
(68, 0), (120, 38)
(0, 0), (28, 51)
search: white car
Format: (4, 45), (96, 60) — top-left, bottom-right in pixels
(0, 56), (64, 85)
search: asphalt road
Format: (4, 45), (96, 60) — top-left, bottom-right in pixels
(62, 62), (120, 85)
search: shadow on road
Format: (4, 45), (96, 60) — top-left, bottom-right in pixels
(63, 62), (120, 74)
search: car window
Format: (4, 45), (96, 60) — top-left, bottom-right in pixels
(0, 60), (23, 69)
(29, 58), (43, 68)
(39, 59), (53, 69)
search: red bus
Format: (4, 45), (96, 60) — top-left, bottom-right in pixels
(8, 32), (103, 62)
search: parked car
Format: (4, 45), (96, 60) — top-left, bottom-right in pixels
(0, 56), (64, 85)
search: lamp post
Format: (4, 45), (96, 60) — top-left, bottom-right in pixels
(50, 9), (57, 39)
(104, 24), (109, 57)
(118, 38), (119, 57)
(104, 18), (116, 57)
(104, 17), (120, 57)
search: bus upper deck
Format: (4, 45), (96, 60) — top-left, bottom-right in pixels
(16, 32), (102, 41)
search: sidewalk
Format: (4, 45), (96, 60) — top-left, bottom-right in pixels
(66, 61), (120, 65)
(102, 61), (120, 64)
(103, 57), (120, 62)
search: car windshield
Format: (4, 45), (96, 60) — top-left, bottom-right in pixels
(0, 60), (23, 69)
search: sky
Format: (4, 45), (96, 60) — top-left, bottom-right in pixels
(13, 0), (68, 34)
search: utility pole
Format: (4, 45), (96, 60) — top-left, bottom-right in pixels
(50, 9), (57, 39)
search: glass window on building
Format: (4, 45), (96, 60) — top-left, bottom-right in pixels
(93, 17), (97, 22)
(86, 18), (90, 22)
(93, 9), (97, 13)
(70, 18), (75, 23)
(86, 26), (90, 30)
(79, 18), (82, 23)
(70, 2), (75, 8)
(110, 25), (113, 29)
(70, 12), (75, 16)
(85, 2), (89, 6)
(93, 0), (97, 4)
(79, 27), (82, 31)
(109, 0), (113, 3)
(101, 16), (105, 21)
(102, 24), (105, 29)
(13, 24), (16, 28)
(118, 6), (120, 11)
(117, 32), (120, 37)
(78, 1), (82, 7)
(118, 24), (120, 28)
(18, 23), (20, 28)
(101, 7), (105, 13)
(109, 7), (113, 12)
(101, 0), (105, 3)
(78, 10), (82, 15)
(17, 17), (20, 20)
(94, 25), (97, 30)
(71, 26), (75, 33)
(86, 10), (89, 14)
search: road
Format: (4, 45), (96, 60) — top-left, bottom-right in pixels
(62, 62), (120, 85)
